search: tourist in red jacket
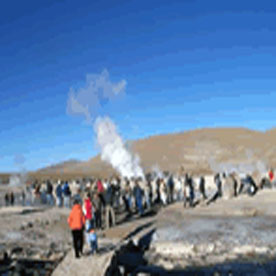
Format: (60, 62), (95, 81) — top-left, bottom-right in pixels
(83, 192), (94, 229)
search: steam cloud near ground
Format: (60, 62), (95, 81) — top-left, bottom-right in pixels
(9, 154), (27, 187)
(191, 141), (268, 177)
(67, 69), (144, 178)
(208, 152), (267, 177)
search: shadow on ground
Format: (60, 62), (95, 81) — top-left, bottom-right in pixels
(105, 227), (156, 276)
(103, 221), (276, 276)
(0, 258), (59, 276)
(115, 206), (159, 227)
(122, 221), (155, 241)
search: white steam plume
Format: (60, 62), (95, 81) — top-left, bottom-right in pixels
(9, 174), (27, 187)
(67, 69), (126, 123)
(94, 117), (144, 178)
(67, 70), (143, 178)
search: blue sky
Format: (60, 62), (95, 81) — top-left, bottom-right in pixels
(1, 0), (276, 172)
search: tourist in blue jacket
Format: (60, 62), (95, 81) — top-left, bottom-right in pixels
(55, 180), (63, 207)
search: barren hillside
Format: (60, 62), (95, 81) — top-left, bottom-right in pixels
(31, 127), (276, 178)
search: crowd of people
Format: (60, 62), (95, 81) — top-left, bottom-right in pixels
(2, 169), (275, 258)
(4, 169), (275, 212)
(63, 169), (274, 259)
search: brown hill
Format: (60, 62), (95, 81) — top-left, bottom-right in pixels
(37, 159), (81, 173)
(31, 127), (276, 179)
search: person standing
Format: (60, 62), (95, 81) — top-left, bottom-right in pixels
(122, 183), (130, 214)
(46, 180), (54, 206)
(144, 180), (152, 210)
(10, 192), (15, 206)
(113, 178), (121, 210)
(55, 181), (63, 207)
(105, 182), (116, 229)
(175, 177), (182, 202)
(183, 174), (189, 208)
(133, 180), (144, 215)
(21, 190), (26, 206)
(93, 192), (103, 229)
(232, 174), (238, 197)
(215, 173), (222, 198)
(167, 175), (174, 204)
(34, 184), (41, 205)
(207, 173), (222, 205)
(4, 193), (9, 207)
(63, 181), (71, 208)
(72, 187), (83, 207)
(67, 199), (85, 259)
(160, 179), (167, 206)
(199, 176), (207, 200)
(188, 176), (195, 208)
(83, 192), (94, 231)
(87, 225), (98, 255)
(156, 178), (161, 204)
(97, 179), (105, 206)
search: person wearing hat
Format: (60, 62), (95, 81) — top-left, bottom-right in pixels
(67, 198), (85, 258)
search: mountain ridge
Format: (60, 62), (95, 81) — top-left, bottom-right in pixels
(29, 127), (276, 178)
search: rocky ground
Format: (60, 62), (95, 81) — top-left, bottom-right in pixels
(146, 191), (276, 275)
(0, 206), (71, 275)
(2, 189), (276, 275)
(103, 190), (276, 275)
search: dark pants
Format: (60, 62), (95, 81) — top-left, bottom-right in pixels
(189, 194), (194, 207)
(72, 229), (83, 258)
(95, 209), (102, 229)
(200, 190), (207, 200)
(136, 196), (143, 215)
(168, 188), (174, 204)
(99, 193), (106, 208)
(123, 195), (130, 213)
(90, 238), (98, 254)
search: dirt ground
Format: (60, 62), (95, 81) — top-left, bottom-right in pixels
(54, 189), (276, 275)
(2, 189), (276, 275)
